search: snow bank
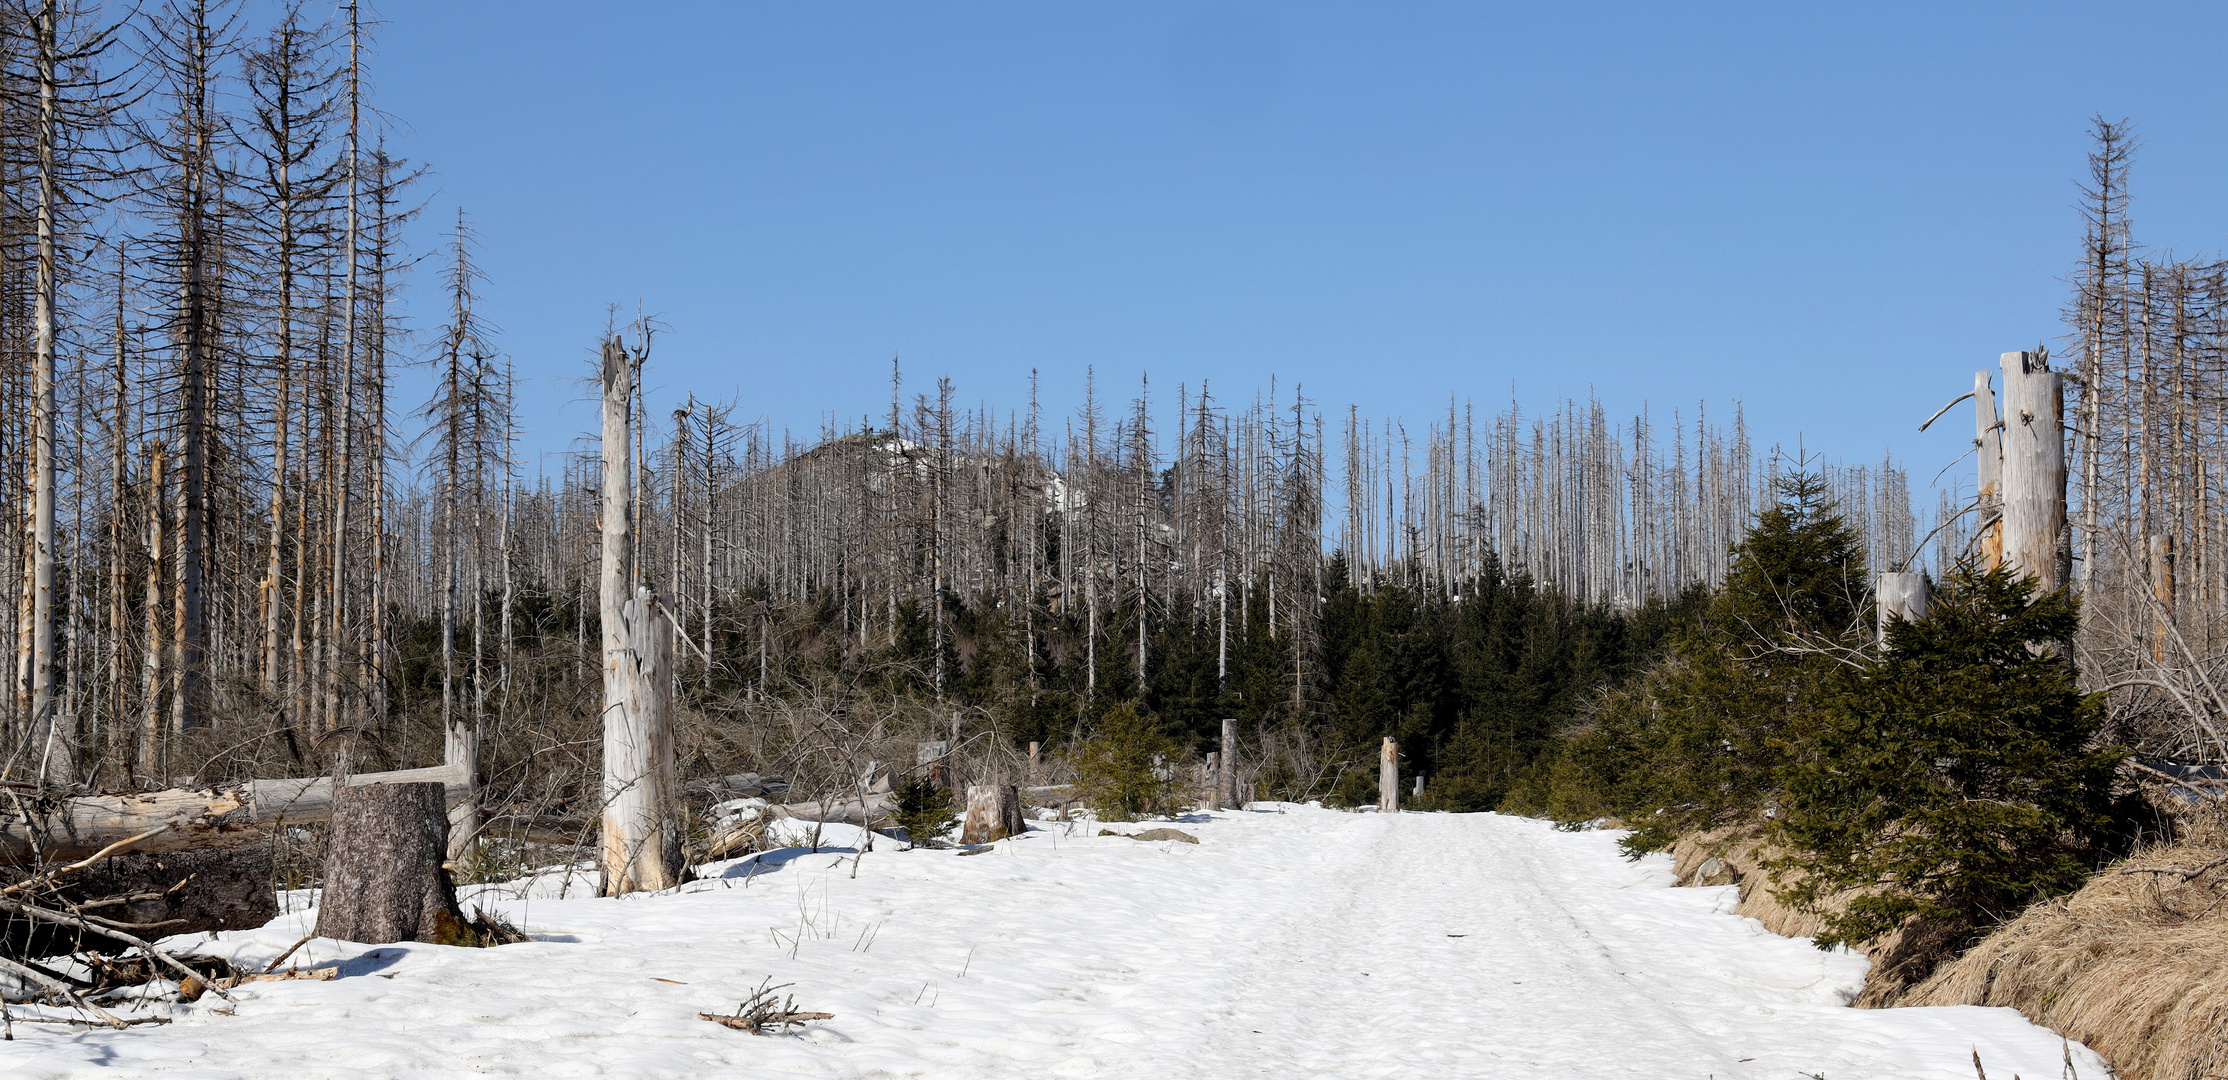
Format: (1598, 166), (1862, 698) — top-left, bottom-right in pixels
(0, 807), (2102, 1078)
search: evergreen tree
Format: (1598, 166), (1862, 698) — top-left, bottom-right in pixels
(1617, 468), (1867, 852)
(1774, 564), (2124, 949)
(1071, 701), (1178, 820)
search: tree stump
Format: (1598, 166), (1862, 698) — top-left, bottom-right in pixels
(1379, 737), (1400, 813)
(316, 781), (473, 946)
(960, 785), (1026, 845)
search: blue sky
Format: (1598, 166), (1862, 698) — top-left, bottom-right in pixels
(362, 1), (2228, 485)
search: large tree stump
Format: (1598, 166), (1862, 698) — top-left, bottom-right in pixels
(960, 785), (1025, 844)
(316, 782), (472, 946)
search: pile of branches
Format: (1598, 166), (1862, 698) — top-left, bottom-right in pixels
(0, 830), (231, 1034)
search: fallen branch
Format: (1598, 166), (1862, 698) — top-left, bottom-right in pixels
(260, 934), (314, 975)
(2117, 852), (2228, 880)
(0, 898), (235, 1002)
(0, 955), (128, 1028)
(698, 979), (832, 1035)
(1, 1014), (171, 1028)
(2128, 761), (2228, 804)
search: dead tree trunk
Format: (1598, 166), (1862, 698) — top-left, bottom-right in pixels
(1218, 718), (1238, 810)
(1877, 572), (1929, 645)
(1975, 370), (2003, 571)
(960, 784), (1025, 844)
(2001, 350), (2067, 593)
(600, 338), (680, 895)
(314, 781), (471, 945)
(1378, 737), (1398, 813)
(2152, 532), (2176, 661)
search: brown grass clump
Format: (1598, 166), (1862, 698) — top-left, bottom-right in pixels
(1667, 823), (1963, 1003)
(1671, 825), (1840, 940)
(1895, 819), (2228, 1080)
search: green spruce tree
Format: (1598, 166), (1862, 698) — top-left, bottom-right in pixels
(1618, 468), (1868, 853)
(1774, 564), (2124, 949)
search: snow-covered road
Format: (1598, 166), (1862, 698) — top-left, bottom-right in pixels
(4, 807), (2104, 1079)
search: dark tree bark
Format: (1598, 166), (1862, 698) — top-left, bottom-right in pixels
(315, 781), (470, 945)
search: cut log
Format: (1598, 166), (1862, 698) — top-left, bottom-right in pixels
(249, 762), (471, 825)
(314, 782), (473, 946)
(960, 785), (1025, 845)
(0, 763), (471, 865)
(769, 795), (892, 828)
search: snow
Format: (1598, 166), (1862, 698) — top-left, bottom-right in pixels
(2, 807), (2106, 1079)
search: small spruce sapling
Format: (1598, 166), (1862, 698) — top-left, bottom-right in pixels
(890, 776), (956, 848)
(1071, 702), (1178, 821)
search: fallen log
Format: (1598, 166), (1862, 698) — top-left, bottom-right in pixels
(0, 764), (471, 865)
(768, 794), (893, 829)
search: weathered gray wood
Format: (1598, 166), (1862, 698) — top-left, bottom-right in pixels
(314, 782), (471, 946)
(1876, 571), (1929, 644)
(1219, 718), (1238, 810)
(1379, 737), (1399, 813)
(0, 763), (472, 865)
(249, 762), (472, 825)
(2000, 351), (2066, 592)
(1975, 370), (2003, 571)
(603, 588), (681, 894)
(960, 784), (1025, 844)
(771, 794), (892, 828)
(600, 337), (682, 896)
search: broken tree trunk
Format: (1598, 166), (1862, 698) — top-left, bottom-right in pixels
(314, 781), (474, 946)
(0, 763), (471, 864)
(1976, 370), (2003, 571)
(1877, 572), (1929, 645)
(1999, 350), (2066, 593)
(600, 337), (681, 896)
(1379, 737), (1399, 813)
(960, 784), (1025, 844)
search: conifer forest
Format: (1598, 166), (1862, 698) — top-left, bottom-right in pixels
(0, 0), (2212, 851)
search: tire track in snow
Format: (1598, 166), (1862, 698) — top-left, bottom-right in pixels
(1179, 813), (1746, 1080)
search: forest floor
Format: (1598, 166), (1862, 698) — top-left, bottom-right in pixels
(3, 807), (2105, 1079)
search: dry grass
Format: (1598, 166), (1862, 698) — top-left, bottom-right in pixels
(1670, 825), (1834, 939)
(1895, 813), (2228, 1080)
(1671, 803), (2228, 1080)
(1667, 824), (1963, 1004)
